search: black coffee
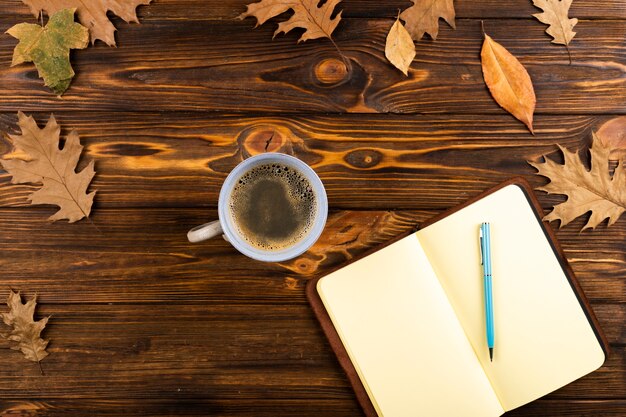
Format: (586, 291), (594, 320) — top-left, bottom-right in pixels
(229, 163), (317, 251)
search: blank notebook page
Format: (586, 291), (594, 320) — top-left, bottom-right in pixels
(416, 184), (605, 410)
(317, 234), (503, 417)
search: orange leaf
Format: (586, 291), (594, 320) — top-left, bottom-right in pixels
(481, 33), (536, 134)
(385, 17), (416, 76)
(597, 116), (626, 161)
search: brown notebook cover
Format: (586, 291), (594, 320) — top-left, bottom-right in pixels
(306, 177), (609, 417)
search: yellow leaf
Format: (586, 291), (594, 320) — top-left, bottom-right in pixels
(400, 0), (455, 41)
(238, 0), (342, 43)
(481, 33), (536, 134)
(1, 291), (50, 370)
(532, 0), (578, 46)
(529, 133), (626, 230)
(20, 0), (151, 46)
(1, 112), (96, 223)
(385, 17), (416, 76)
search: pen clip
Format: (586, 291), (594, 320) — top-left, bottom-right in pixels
(479, 225), (484, 265)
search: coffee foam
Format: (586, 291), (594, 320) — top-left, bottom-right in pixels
(229, 163), (317, 251)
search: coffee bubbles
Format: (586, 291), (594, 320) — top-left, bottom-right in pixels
(229, 163), (317, 251)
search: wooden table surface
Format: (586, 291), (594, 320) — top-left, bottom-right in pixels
(0, 0), (624, 415)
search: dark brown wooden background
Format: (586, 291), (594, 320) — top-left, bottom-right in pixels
(0, 0), (624, 415)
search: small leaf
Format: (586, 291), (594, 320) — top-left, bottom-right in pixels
(481, 32), (536, 134)
(238, 0), (343, 43)
(0, 291), (50, 369)
(532, 0), (578, 46)
(597, 116), (626, 161)
(400, 0), (455, 41)
(6, 8), (88, 95)
(1, 112), (96, 223)
(385, 17), (416, 76)
(528, 132), (626, 230)
(20, 0), (152, 46)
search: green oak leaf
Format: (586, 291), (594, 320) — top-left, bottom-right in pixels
(6, 8), (88, 95)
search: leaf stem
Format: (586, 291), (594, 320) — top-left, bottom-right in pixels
(565, 43), (572, 65)
(327, 37), (352, 76)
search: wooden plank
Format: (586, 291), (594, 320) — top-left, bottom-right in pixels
(0, 112), (620, 209)
(0, 0), (624, 21)
(0, 19), (623, 114)
(0, 303), (622, 400)
(0, 208), (622, 305)
(0, 399), (625, 417)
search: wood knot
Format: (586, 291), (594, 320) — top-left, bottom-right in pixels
(344, 149), (383, 169)
(313, 58), (349, 85)
(237, 125), (298, 158)
(284, 277), (300, 290)
(292, 257), (319, 275)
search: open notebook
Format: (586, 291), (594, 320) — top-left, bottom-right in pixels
(308, 179), (607, 417)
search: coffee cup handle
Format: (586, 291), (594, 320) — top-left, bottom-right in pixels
(187, 220), (225, 243)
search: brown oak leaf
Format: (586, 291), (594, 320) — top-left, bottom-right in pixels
(529, 133), (626, 230)
(385, 16), (416, 75)
(20, 0), (152, 46)
(1, 291), (50, 372)
(481, 32), (536, 134)
(400, 0), (455, 41)
(238, 0), (343, 43)
(532, 0), (577, 59)
(1, 112), (96, 223)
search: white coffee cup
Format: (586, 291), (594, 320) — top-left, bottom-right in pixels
(187, 153), (328, 262)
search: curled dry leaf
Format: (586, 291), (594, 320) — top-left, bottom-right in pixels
(1, 291), (50, 371)
(385, 17), (416, 76)
(481, 33), (536, 134)
(1, 112), (96, 223)
(238, 0), (342, 43)
(529, 133), (626, 230)
(6, 8), (88, 95)
(597, 116), (626, 161)
(532, 0), (577, 49)
(20, 0), (152, 46)
(400, 0), (455, 41)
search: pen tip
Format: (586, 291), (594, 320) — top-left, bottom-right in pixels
(489, 348), (493, 362)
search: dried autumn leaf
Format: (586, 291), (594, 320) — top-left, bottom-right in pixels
(20, 0), (151, 46)
(532, 0), (578, 48)
(529, 133), (626, 230)
(481, 33), (536, 134)
(1, 112), (96, 223)
(6, 8), (88, 95)
(597, 116), (626, 161)
(238, 0), (342, 43)
(1, 291), (50, 370)
(385, 17), (416, 76)
(400, 0), (455, 41)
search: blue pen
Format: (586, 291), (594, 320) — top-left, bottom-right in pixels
(479, 222), (495, 362)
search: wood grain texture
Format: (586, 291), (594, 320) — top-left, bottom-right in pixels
(0, 399), (625, 417)
(0, 19), (624, 114)
(0, 208), (623, 304)
(0, 112), (621, 209)
(0, 303), (622, 399)
(0, 0), (623, 415)
(0, 0), (624, 20)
